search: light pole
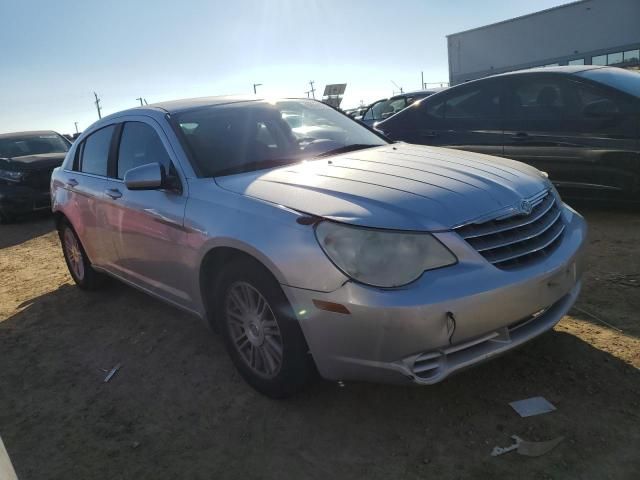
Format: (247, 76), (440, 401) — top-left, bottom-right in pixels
(74, 122), (79, 134)
(253, 83), (263, 94)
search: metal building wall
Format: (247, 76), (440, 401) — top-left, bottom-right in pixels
(447, 0), (640, 85)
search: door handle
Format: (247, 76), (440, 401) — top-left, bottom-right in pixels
(420, 131), (439, 139)
(512, 132), (529, 141)
(105, 188), (122, 199)
(66, 178), (78, 188)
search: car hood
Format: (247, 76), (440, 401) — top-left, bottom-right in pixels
(0, 152), (66, 171)
(215, 143), (550, 231)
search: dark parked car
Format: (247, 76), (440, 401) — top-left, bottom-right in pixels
(0, 130), (70, 222)
(377, 66), (640, 203)
(360, 90), (442, 126)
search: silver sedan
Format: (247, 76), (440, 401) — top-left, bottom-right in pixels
(51, 97), (587, 397)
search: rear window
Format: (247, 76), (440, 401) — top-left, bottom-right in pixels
(0, 133), (69, 158)
(80, 125), (116, 176)
(576, 68), (640, 97)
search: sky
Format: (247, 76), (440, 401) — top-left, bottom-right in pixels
(1, 0), (569, 134)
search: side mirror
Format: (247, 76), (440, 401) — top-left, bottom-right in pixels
(124, 162), (165, 190)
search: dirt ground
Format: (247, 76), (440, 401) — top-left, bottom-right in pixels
(1, 207), (639, 480)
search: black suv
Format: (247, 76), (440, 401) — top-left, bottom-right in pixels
(377, 66), (640, 203)
(0, 130), (70, 222)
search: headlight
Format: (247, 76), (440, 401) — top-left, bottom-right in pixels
(315, 221), (457, 288)
(0, 169), (25, 182)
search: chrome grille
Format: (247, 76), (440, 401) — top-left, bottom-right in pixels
(455, 190), (565, 269)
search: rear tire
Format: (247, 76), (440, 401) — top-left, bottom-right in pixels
(58, 221), (104, 290)
(214, 258), (315, 398)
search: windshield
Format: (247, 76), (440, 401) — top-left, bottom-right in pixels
(0, 133), (69, 158)
(173, 99), (387, 177)
(576, 67), (640, 97)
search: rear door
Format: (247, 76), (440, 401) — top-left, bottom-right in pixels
(65, 124), (117, 266)
(100, 118), (192, 308)
(502, 73), (639, 199)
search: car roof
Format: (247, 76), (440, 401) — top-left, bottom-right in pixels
(148, 95), (262, 113)
(0, 130), (60, 138)
(491, 65), (608, 79)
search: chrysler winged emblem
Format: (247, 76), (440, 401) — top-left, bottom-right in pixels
(519, 199), (533, 215)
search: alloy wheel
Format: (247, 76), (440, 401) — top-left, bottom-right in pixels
(225, 281), (284, 378)
(64, 228), (85, 281)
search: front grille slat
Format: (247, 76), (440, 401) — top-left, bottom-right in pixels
(459, 193), (556, 239)
(473, 208), (562, 252)
(455, 190), (566, 270)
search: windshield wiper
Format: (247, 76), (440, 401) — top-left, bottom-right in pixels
(212, 158), (302, 177)
(314, 144), (380, 158)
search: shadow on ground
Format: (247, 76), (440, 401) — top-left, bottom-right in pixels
(0, 213), (55, 250)
(1, 282), (639, 480)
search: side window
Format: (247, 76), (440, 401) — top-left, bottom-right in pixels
(386, 98), (407, 117)
(443, 81), (501, 130)
(117, 122), (172, 179)
(414, 95), (445, 129)
(80, 125), (116, 176)
(363, 106), (374, 121)
(371, 100), (389, 121)
(504, 76), (567, 132)
(565, 80), (633, 136)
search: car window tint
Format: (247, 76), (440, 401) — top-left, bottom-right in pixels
(504, 77), (566, 132)
(80, 125), (115, 176)
(565, 79), (634, 136)
(117, 122), (171, 179)
(443, 81), (501, 129)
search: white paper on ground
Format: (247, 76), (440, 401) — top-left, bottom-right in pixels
(509, 396), (556, 417)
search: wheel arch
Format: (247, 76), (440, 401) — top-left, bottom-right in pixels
(198, 244), (287, 329)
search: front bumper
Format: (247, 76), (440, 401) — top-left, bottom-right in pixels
(0, 184), (51, 216)
(283, 206), (587, 385)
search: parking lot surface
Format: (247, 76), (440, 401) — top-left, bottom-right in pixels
(1, 208), (639, 480)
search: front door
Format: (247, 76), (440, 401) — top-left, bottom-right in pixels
(100, 119), (192, 308)
(394, 79), (504, 157)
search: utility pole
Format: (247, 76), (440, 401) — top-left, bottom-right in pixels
(136, 97), (144, 106)
(253, 83), (262, 94)
(308, 80), (316, 99)
(421, 71), (425, 90)
(74, 122), (79, 134)
(93, 92), (102, 119)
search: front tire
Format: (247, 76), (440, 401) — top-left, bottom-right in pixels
(58, 222), (104, 290)
(215, 258), (315, 398)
